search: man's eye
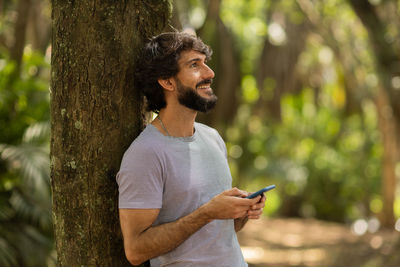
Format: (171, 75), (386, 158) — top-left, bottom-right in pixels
(190, 63), (198, 67)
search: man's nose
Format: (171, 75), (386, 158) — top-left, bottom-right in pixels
(203, 64), (215, 79)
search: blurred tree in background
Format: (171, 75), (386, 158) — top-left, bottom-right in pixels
(347, 0), (400, 230)
(0, 0), (399, 266)
(0, 0), (53, 266)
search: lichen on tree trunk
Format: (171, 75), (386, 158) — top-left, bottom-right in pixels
(50, 1), (170, 266)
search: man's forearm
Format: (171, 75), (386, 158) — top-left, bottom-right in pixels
(127, 205), (213, 265)
(123, 188), (260, 265)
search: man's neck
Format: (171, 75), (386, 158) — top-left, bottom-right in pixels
(153, 105), (197, 137)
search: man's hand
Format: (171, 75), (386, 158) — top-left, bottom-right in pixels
(234, 193), (266, 232)
(200, 187), (262, 220)
(247, 193), (266, 219)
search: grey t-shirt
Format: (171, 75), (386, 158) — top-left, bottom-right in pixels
(117, 122), (247, 267)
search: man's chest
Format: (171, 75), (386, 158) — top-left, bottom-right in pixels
(156, 139), (232, 222)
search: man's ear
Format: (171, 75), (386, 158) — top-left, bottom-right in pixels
(157, 77), (175, 92)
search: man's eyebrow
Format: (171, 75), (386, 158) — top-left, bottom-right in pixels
(184, 58), (203, 65)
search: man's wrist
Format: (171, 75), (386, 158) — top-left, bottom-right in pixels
(197, 203), (214, 224)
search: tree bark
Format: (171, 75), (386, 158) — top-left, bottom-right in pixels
(50, 1), (170, 266)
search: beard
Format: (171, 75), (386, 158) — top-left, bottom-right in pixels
(176, 78), (218, 113)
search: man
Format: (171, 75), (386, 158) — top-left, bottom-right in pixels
(117, 32), (266, 266)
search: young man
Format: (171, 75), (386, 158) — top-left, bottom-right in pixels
(117, 32), (266, 266)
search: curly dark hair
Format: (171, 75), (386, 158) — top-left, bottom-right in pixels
(134, 32), (212, 113)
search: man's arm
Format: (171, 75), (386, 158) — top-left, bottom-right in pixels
(120, 188), (261, 266)
(234, 194), (266, 232)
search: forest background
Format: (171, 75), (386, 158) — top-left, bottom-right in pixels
(0, 0), (399, 266)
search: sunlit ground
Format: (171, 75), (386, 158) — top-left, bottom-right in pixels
(238, 218), (400, 267)
(241, 246), (326, 266)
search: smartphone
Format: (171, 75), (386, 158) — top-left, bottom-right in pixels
(246, 185), (276, 199)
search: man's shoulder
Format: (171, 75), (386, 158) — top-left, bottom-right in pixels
(195, 122), (226, 153)
(124, 124), (164, 157)
(195, 122), (220, 137)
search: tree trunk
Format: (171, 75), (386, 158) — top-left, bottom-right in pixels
(376, 89), (398, 227)
(27, 0), (51, 53)
(6, 0), (32, 83)
(348, 0), (400, 126)
(347, 0), (400, 228)
(297, 0), (363, 116)
(50, 1), (170, 266)
(196, 0), (241, 130)
(255, 8), (309, 121)
(10, 0), (31, 78)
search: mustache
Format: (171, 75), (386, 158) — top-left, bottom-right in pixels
(196, 79), (213, 88)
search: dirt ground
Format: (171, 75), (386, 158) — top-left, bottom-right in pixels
(238, 217), (400, 267)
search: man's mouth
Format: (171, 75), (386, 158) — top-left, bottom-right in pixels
(196, 79), (213, 90)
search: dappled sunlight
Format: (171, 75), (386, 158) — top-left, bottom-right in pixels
(395, 218), (400, 232)
(241, 246), (326, 266)
(369, 235), (383, 249)
(239, 217), (400, 267)
(281, 234), (303, 247)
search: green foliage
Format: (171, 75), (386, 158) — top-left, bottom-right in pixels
(220, 0), (268, 74)
(217, 0), (394, 223)
(228, 89), (382, 222)
(0, 48), (53, 266)
(0, 47), (50, 144)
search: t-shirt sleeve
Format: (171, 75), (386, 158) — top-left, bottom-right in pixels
(116, 143), (163, 209)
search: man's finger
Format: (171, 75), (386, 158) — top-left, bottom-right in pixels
(224, 187), (245, 196)
(224, 188), (251, 199)
(251, 201), (265, 210)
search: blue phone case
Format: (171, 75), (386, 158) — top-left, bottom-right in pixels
(246, 185), (276, 199)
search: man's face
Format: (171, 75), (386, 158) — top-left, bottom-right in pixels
(174, 50), (217, 112)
